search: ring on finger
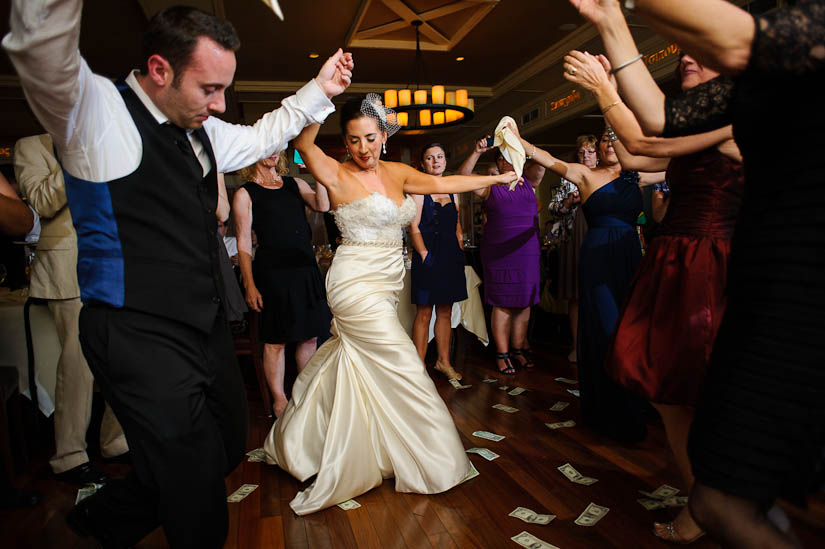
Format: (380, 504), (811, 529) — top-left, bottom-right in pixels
(568, 67), (577, 75)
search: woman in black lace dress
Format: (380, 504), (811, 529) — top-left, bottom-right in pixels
(570, 0), (825, 547)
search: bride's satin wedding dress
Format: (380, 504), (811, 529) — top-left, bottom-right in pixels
(264, 192), (471, 515)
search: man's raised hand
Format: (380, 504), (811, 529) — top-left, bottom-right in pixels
(316, 49), (354, 98)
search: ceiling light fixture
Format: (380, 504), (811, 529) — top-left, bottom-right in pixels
(456, 56), (465, 62)
(308, 53), (320, 59)
(382, 21), (474, 134)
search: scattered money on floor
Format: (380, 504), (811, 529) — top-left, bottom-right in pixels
(337, 499), (361, 510)
(546, 420), (576, 430)
(466, 447), (500, 461)
(493, 404), (519, 413)
(482, 377), (498, 383)
(227, 484), (258, 503)
(246, 448), (266, 463)
(508, 387), (527, 396)
(473, 430), (505, 442)
(567, 389), (581, 397)
(554, 377), (578, 385)
(449, 378), (472, 389)
(511, 531), (560, 549)
(557, 463), (598, 485)
(549, 401), (570, 412)
(575, 502), (609, 526)
(509, 506), (556, 525)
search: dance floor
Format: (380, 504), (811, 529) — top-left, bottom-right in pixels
(3, 330), (824, 548)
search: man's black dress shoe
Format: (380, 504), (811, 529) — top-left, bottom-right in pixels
(55, 462), (109, 486)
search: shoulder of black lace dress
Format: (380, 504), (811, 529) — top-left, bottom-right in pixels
(749, 0), (825, 76)
(663, 76), (736, 138)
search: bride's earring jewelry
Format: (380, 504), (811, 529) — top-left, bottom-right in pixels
(382, 141), (387, 155)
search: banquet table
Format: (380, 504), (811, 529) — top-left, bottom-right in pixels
(397, 265), (488, 346)
(0, 288), (59, 416)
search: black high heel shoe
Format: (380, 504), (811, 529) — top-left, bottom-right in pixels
(496, 352), (516, 374)
(511, 348), (535, 369)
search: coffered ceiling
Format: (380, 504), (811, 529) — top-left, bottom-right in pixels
(0, 0), (725, 164)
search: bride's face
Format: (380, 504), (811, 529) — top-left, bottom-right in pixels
(344, 117), (386, 170)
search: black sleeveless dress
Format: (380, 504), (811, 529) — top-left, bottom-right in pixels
(243, 178), (329, 344)
(663, 1), (825, 505)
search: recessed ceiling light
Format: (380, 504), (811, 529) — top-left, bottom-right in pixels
(456, 56), (465, 62)
(559, 23), (577, 31)
(308, 53), (320, 59)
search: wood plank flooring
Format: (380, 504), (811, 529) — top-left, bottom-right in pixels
(3, 332), (824, 548)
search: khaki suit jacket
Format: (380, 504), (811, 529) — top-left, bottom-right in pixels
(15, 134), (80, 299)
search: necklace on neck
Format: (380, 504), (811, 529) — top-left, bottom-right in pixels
(256, 173), (282, 187)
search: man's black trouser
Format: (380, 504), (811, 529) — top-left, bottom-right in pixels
(78, 305), (248, 548)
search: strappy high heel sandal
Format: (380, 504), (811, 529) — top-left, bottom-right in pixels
(511, 348), (535, 369)
(496, 352), (516, 375)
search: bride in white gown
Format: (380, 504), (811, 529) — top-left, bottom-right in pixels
(264, 95), (517, 514)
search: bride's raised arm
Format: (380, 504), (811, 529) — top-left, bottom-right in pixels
(394, 162), (516, 196)
(294, 122), (343, 195)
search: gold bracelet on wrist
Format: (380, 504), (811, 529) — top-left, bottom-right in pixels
(601, 100), (622, 114)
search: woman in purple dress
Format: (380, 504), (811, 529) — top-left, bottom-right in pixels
(459, 139), (544, 374)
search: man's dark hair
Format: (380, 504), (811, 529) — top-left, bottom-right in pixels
(141, 6), (240, 85)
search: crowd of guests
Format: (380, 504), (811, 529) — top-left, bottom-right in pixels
(0, 0), (822, 547)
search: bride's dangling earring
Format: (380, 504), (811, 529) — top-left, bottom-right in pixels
(382, 141), (387, 155)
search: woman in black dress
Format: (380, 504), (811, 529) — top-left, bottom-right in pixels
(409, 143), (467, 381)
(234, 152), (330, 417)
(570, 0), (825, 546)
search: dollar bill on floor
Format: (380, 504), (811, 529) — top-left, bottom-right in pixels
(75, 484), (101, 505)
(499, 385), (509, 391)
(509, 506), (556, 525)
(449, 378), (472, 389)
(637, 498), (668, 511)
(466, 447), (500, 461)
(557, 463), (598, 485)
(227, 483), (258, 503)
(549, 401), (569, 412)
(574, 502), (609, 526)
(664, 495), (689, 507)
(337, 499), (361, 510)
(482, 377), (498, 383)
(508, 387), (527, 396)
(566, 389), (580, 397)
(545, 420), (576, 430)
(492, 404), (519, 413)
(461, 461), (480, 483)
(554, 376), (578, 385)
(246, 447), (267, 462)
(472, 430), (505, 441)
(511, 531), (560, 549)
(639, 484), (680, 500)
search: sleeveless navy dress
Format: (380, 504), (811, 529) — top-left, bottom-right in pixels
(577, 171), (647, 443)
(410, 194), (467, 305)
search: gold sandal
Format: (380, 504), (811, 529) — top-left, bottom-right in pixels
(434, 361), (462, 381)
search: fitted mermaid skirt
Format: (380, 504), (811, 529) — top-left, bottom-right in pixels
(264, 243), (471, 514)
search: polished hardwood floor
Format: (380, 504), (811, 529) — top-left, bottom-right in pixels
(3, 328), (824, 548)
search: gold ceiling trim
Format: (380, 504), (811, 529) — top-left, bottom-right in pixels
(346, 0), (499, 51)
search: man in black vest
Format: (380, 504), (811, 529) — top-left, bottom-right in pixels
(3, 2), (353, 547)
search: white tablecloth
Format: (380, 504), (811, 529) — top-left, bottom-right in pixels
(397, 265), (488, 346)
(0, 288), (59, 416)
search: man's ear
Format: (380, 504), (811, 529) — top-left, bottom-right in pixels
(145, 54), (174, 88)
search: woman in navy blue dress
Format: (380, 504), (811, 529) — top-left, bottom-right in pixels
(513, 124), (661, 442)
(409, 143), (467, 381)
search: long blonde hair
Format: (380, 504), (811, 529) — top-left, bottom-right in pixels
(238, 151), (289, 181)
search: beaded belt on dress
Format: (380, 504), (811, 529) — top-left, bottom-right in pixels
(341, 238), (402, 248)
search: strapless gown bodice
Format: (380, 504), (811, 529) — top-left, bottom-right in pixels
(334, 193), (416, 244)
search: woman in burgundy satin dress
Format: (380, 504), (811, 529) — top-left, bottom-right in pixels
(564, 50), (744, 543)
